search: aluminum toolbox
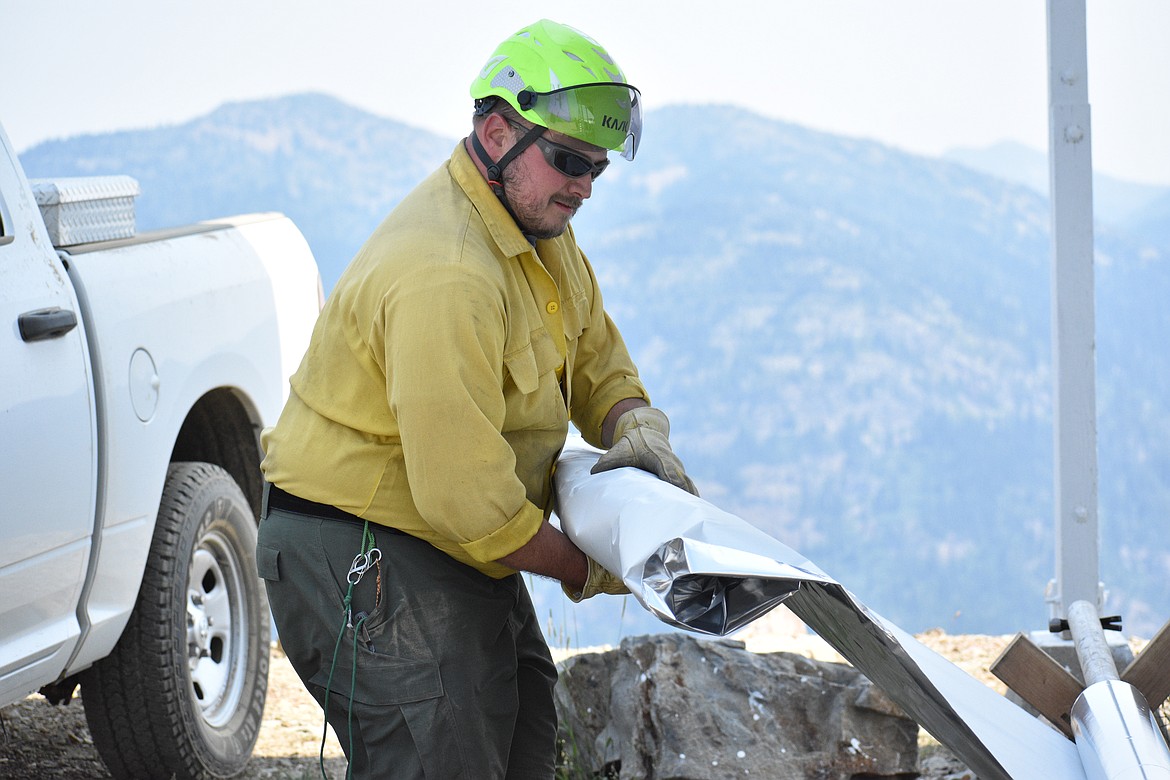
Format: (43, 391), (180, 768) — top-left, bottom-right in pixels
(29, 175), (140, 246)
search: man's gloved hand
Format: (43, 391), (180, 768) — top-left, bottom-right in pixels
(563, 556), (630, 602)
(590, 407), (700, 496)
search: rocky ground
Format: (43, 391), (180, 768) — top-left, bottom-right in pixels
(0, 624), (1154, 779)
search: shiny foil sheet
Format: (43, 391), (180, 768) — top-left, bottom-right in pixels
(553, 438), (833, 635)
(553, 437), (1088, 780)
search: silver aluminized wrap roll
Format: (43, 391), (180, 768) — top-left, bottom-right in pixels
(1071, 680), (1170, 780)
(553, 437), (833, 635)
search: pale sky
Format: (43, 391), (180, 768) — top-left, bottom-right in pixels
(3, 0), (1168, 185)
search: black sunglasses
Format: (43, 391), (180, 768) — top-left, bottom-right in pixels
(533, 136), (610, 180)
(508, 120), (609, 180)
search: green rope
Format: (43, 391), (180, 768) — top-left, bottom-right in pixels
(319, 521), (378, 780)
(320, 596), (350, 779)
(347, 613), (369, 778)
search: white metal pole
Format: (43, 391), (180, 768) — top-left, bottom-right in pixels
(1045, 0), (1101, 620)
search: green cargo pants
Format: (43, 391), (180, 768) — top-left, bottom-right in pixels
(257, 493), (558, 779)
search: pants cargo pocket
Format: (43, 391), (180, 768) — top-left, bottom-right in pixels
(256, 544), (280, 581)
(309, 646), (468, 779)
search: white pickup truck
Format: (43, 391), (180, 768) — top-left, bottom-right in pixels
(0, 121), (320, 778)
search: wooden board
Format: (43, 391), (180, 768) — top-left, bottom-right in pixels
(990, 633), (1082, 739)
(1122, 618), (1170, 709)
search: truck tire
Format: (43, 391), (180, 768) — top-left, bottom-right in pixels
(81, 462), (269, 779)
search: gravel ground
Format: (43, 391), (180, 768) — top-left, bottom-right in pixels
(0, 630), (1155, 779)
(0, 643), (347, 780)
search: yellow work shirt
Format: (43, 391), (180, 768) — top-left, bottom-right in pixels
(261, 143), (648, 578)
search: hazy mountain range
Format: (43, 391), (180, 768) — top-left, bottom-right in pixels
(19, 93), (1170, 641)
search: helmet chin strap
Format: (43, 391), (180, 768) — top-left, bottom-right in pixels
(470, 122), (546, 223)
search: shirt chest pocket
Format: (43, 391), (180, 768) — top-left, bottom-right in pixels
(503, 328), (564, 393)
(502, 329), (567, 430)
(503, 344), (541, 395)
(560, 289), (587, 362)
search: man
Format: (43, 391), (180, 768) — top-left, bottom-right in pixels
(257, 18), (697, 779)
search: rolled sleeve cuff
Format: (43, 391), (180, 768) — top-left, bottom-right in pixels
(460, 500), (545, 564)
(576, 378), (649, 449)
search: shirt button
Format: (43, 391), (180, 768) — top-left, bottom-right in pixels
(546, 301), (559, 314)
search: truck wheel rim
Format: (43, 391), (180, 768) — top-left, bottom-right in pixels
(186, 527), (249, 728)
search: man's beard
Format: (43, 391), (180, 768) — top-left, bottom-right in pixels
(502, 167), (582, 239)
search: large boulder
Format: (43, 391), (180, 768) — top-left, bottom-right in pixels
(555, 633), (919, 779)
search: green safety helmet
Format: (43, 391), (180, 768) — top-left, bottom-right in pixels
(470, 19), (642, 161)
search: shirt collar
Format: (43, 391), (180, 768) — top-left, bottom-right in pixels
(449, 141), (534, 259)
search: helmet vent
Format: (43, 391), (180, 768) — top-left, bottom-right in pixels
(478, 55), (506, 80)
(593, 47), (616, 66)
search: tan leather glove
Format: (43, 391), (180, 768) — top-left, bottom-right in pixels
(563, 556), (630, 602)
(590, 407), (699, 496)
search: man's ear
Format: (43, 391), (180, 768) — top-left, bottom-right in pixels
(480, 112), (514, 158)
